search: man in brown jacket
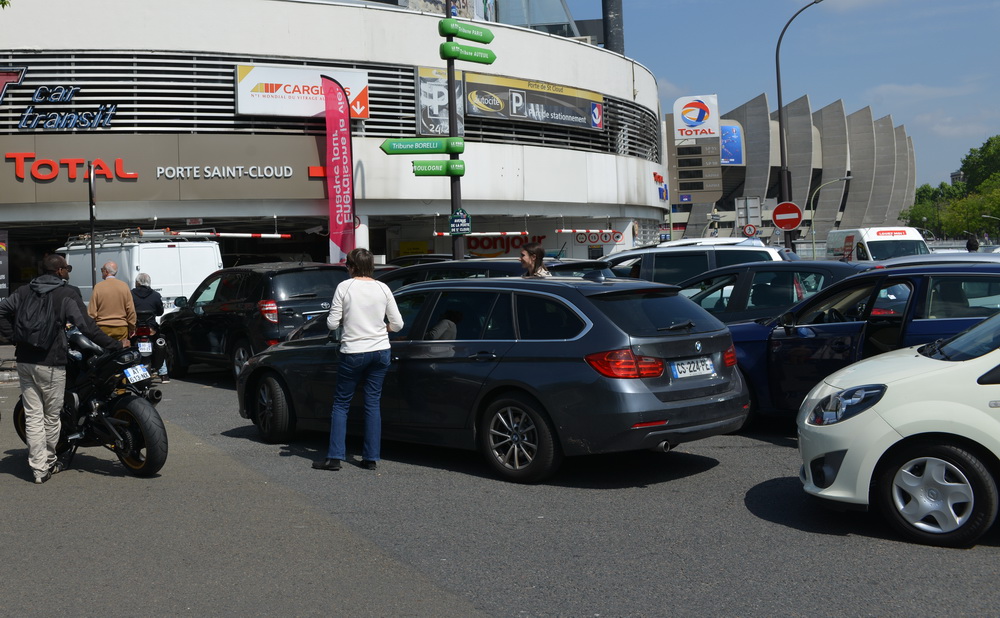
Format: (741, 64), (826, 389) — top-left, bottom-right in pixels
(88, 261), (136, 343)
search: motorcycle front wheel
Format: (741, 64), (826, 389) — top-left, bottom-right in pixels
(110, 396), (168, 477)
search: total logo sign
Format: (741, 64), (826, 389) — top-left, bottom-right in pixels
(673, 94), (720, 140)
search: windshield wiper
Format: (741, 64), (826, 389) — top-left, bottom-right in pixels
(660, 320), (695, 331)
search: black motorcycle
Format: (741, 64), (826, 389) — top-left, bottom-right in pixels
(12, 327), (168, 477)
(131, 310), (167, 379)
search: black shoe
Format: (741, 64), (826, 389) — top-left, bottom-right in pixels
(312, 458), (341, 471)
(50, 460), (65, 475)
(34, 469), (52, 484)
(361, 460), (377, 470)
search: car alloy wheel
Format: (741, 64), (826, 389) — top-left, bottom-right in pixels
(479, 394), (561, 484)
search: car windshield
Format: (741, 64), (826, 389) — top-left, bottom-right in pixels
(589, 289), (724, 336)
(923, 312), (1000, 361)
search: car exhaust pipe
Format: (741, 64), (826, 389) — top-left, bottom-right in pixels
(651, 441), (673, 453)
(145, 388), (163, 405)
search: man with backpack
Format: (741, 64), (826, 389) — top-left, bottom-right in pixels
(0, 254), (121, 484)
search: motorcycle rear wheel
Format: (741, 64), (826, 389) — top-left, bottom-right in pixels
(111, 396), (168, 477)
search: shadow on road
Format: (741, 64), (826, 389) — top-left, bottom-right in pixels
(744, 475), (1000, 548)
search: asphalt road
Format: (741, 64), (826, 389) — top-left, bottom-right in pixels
(3, 368), (1000, 616)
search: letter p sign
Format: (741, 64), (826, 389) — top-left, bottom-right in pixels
(509, 89), (526, 118)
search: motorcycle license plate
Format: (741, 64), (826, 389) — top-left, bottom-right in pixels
(138, 341), (152, 354)
(125, 365), (152, 383)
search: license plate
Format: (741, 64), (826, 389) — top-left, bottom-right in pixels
(138, 341), (152, 354)
(124, 365), (151, 383)
(671, 356), (715, 378)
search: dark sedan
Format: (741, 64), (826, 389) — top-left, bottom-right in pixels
(237, 277), (749, 483)
(677, 260), (868, 323)
(732, 263), (1000, 419)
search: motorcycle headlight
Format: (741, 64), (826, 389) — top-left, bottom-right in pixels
(806, 384), (886, 426)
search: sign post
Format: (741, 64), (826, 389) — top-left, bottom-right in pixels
(439, 10), (496, 260)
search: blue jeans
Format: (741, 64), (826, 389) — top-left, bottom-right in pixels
(327, 349), (391, 462)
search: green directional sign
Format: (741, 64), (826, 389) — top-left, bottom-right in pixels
(412, 160), (466, 177)
(439, 42), (497, 65)
(380, 137), (465, 155)
(438, 18), (495, 44)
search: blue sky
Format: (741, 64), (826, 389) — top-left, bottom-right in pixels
(564, 0), (1000, 188)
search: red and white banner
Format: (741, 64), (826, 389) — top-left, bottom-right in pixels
(323, 76), (356, 263)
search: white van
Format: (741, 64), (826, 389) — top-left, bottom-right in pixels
(58, 230), (223, 312)
(825, 227), (931, 261)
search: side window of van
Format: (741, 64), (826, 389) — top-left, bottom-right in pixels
(715, 250), (774, 268)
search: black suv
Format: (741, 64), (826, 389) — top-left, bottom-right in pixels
(160, 262), (349, 379)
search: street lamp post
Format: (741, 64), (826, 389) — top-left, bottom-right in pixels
(808, 175), (851, 259)
(776, 0), (824, 251)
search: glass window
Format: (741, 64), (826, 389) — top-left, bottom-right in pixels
(422, 291), (499, 341)
(382, 270), (428, 292)
(271, 269), (348, 300)
(747, 269), (822, 310)
(715, 250), (774, 268)
(589, 290), (723, 337)
(516, 294), (585, 340)
(484, 293), (515, 340)
(191, 275), (223, 305)
(650, 253), (709, 284)
(868, 240), (931, 260)
(681, 274), (739, 314)
(798, 283), (877, 324)
(926, 277), (1000, 319)
(390, 292), (430, 341)
(288, 317), (330, 341)
(607, 255), (643, 278)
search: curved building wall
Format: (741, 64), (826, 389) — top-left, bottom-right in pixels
(811, 100), (850, 239)
(864, 115), (898, 226)
(0, 0), (664, 265)
(839, 107), (877, 229)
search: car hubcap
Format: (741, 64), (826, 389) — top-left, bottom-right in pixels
(891, 456), (974, 534)
(234, 347), (249, 376)
(487, 406), (538, 471)
(257, 384), (273, 430)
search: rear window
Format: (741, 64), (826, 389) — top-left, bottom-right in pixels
(589, 290), (724, 337)
(271, 269), (349, 300)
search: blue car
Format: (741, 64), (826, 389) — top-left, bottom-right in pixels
(731, 263), (1000, 419)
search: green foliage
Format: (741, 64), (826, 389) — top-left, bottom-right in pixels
(901, 135), (1000, 240)
(0, 1), (10, 8)
(962, 136), (1000, 194)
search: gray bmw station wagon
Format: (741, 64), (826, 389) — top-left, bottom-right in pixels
(237, 276), (749, 482)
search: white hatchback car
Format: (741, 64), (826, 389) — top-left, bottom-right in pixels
(798, 313), (1000, 547)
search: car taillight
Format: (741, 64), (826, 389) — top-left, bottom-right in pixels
(258, 300), (278, 323)
(585, 349), (664, 379)
(723, 344), (738, 367)
(134, 325), (153, 337)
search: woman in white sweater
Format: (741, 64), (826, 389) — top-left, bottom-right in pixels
(312, 248), (403, 472)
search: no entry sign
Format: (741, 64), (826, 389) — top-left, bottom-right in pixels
(772, 201), (803, 231)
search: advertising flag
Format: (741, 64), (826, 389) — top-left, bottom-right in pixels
(323, 76), (356, 263)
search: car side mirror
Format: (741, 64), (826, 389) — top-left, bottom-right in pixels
(174, 296), (188, 309)
(780, 311), (796, 335)
(978, 364), (1000, 385)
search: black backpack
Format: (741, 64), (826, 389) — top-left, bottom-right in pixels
(13, 287), (60, 350)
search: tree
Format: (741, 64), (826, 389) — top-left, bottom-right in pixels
(0, 1), (10, 7)
(961, 135), (1000, 194)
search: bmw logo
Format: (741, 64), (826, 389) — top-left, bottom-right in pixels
(695, 341), (702, 352)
